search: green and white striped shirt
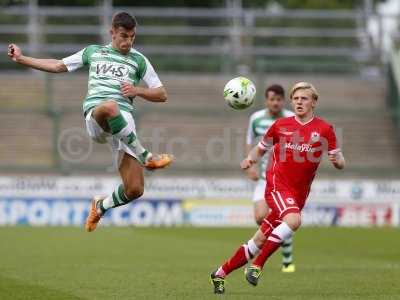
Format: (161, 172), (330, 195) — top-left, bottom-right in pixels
(246, 108), (294, 179)
(62, 44), (163, 114)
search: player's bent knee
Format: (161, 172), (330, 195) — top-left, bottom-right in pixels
(99, 100), (119, 117)
(283, 213), (301, 231)
(124, 185), (144, 200)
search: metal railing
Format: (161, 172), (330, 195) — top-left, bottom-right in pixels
(0, 1), (387, 73)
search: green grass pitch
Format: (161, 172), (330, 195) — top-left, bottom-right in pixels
(0, 227), (399, 300)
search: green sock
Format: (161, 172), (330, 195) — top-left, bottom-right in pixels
(101, 184), (131, 213)
(107, 113), (127, 134)
(140, 150), (151, 163)
(106, 113), (150, 164)
(111, 184), (130, 208)
(281, 237), (294, 266)
(107, 113), (137, 144)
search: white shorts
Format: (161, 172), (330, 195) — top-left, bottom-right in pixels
(85, 109), (142, 168)
(252, 179), (266, 203)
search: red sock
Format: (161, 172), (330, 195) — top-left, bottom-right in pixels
(221, 245), (249, 276)
(252, 233), (281, 269)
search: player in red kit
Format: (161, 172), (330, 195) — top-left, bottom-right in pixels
(210, 82), (345, 294)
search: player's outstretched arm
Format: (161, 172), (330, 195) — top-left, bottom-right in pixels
(240, 145), (266, 170)
(8, 44), (67, 73)
(329, 151), (345, 170)
(121, 82), (167, 102)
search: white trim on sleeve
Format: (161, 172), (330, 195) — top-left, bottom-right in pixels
(142, 56), (163, 88)
(62, 49), (85, 72)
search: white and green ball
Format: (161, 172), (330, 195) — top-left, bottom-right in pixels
(223, 76), (256, 110)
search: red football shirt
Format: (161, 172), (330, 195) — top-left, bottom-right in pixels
(258, 116), (340, 203)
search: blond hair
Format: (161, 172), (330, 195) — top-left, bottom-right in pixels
(289, 82), (319, 101)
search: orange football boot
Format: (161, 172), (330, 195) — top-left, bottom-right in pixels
(144, 154), (174, 170)
(85, 196), (104, 232)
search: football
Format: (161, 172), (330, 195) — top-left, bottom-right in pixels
(223, 76), (256, 110)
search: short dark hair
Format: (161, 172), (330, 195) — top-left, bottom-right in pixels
(265, 84), (285, 98)
(112, 12), (137, 30)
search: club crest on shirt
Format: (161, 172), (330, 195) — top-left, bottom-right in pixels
(310, 131), (320, 142)
(286, 197), (295, 205)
